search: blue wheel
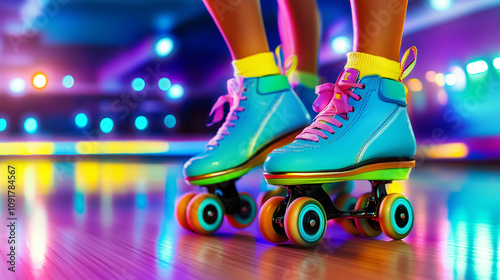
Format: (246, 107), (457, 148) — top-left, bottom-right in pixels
(187, 193), (225, 235)
(285, 197), (327, 248)
(226, 192), (257, 229)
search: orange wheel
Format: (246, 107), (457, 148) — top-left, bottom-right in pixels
(379, 193), (414, 240)
(354, 193), (382, 238)
(175, 192), (198, 231)
(258, 196), (288, 244)
(187, 193), (225, 235)
(257, 188), (286, 208)
(333, 192), (360, 236)
(285, 197), (327, 248)
(226, 192), (257, 229)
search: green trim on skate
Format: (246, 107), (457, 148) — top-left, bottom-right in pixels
(257, 75), (290, 94)
(188, 166), (252, 186)
(265, 168), (412, 186)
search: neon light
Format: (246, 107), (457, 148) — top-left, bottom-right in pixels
(9, 78), (25, 93)
(425, 71), (436, 83)
(62, 75), (74, 88)
(24, 118), (38, 133)
(331, 36), (351, 54)
(168, 84), (184, 99)
(158, 77), (171, 91)
(155, 38), (174, 57)
(100, 118), (114, 133)
(434, 73), (446, 87)
(0, 119), (6, 131)
(164, 115), (176, 128)
(131, 78), (145, 91)
(444, 73), (457, 86)
(135, 116), (148, 130)
(407, 78), (423, 92)
(430, 0), (453, 11)
(426, 143), (468, 159)
(0, 142), (55, 155)
(493, 57), (500, 70)
(466, 60), (488, 75)
(33, 74), (47, 89)
(75, 113), (88, 128)
(75, 141), (169, 154)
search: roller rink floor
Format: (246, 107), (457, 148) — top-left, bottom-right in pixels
(0, 158), (499, 280)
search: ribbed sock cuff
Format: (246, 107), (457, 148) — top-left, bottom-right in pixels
(345, 52), (400, 80)
(232, 52), (281, 78)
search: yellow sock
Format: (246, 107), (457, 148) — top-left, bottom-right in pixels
(345, 52), (400, 80)
(289, 70), (319, 89)
(232, 52), (280, 78)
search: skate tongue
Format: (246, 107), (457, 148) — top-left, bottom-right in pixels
(337, 68), (359, 85)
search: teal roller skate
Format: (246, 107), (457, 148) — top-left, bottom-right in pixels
(259, 49), (418, 247)
(176, 74), (310, 235)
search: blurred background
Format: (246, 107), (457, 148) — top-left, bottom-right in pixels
(0, 0), (499, 159)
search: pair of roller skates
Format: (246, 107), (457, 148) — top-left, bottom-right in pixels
(176, 50), (417, 247)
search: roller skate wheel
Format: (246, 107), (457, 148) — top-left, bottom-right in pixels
(257, 188), (286, 208)
(333, 192), (360, 236)
(379, 193), (414, 240)
(354, 193), (382, 238)
(284, 197), (327, 248)
(258, 196), (288, 244)
(226, 192), (257, 229)
(187, 193), (225, 235)
(175, 192), (198, 231)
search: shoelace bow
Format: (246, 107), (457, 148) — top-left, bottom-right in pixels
(206, 76), (247, 147)
(296, 80), (364, 142)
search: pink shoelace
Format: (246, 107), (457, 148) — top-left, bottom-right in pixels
(206, 76), (247, 147)
(296, 80), (364, 142)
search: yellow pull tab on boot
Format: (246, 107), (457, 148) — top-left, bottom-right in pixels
(399, 46), (417, 82)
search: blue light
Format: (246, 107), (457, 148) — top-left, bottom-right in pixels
(155, 38), (174, 57)
(100, 118), (114, 133)
(75, 113), (88, 128)
(24, 118), (37, 133)
(168, 84), (184, 99)
(164, 114), (176, 128)
(331, 36), (351, 54)
(62, 75), (75, 89)
(158, 77), (172, 91)
(135, 116), (148, 130)
(131, 78), (145, 91)
(430, 0), (453, 11)
(0, 119), (6, 132)
(9, 78), (25, 93)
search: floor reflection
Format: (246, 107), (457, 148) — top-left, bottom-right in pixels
(0, 159), (498, 279)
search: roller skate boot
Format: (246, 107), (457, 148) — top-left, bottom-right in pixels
(259, 48), (418, 247)
(176, 74), (311, 235)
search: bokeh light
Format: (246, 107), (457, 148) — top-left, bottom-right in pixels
(155, 38), (174, 57)
(445, 73), (457, 86)
(466, 60), (488, 75)
(158, 77), (172, 91)
(164, 115), (176, 128)
(437, 89), (449, 105)
(62, 75), (75, 89)
(0, 119), (6, 132)
(131, 78), (145, 91)
(168, 84), (184, 99)
(100, 118), (114, 133)
(425, 71), (436, 83)
(24, 118), (38, 133)
(407, 78), (423, 92)
(9, 78), (26, 93)
(135, 116), (148, 130)
(430, 0), (453, 11)
(449, 66), (467, 91)
(75, 113), (88, 128)
(493, 57), (500, 70)
(331, 36), (351, 54)
(434, 73), (446, 87)
(33, 74), (47, 89)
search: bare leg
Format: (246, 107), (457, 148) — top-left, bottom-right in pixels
(203, 0), (270, 60)
(277, 0), (321, 74)
(351, 0), (408, 61)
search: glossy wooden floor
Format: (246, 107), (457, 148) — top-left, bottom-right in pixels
(0, 159), (499, 280)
